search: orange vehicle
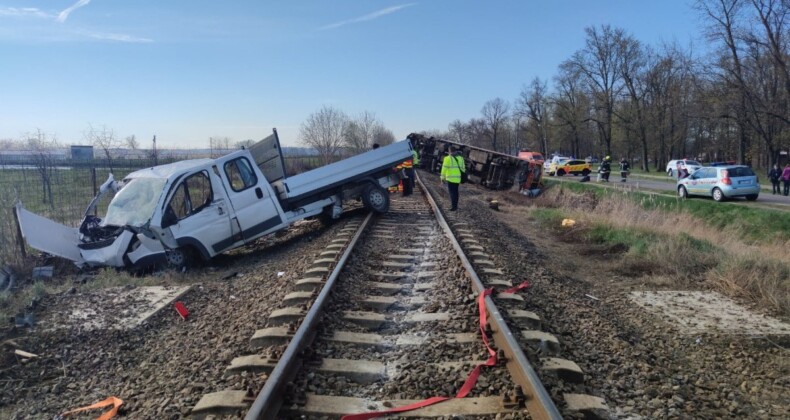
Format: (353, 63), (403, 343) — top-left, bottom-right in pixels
(517, 150), (545, 165)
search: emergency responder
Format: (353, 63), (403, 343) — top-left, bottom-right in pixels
(402, 156), (414, 196)
(599, 156), (612, 182)
(408, 148), (420, 191)
(619, 158), (630, 182)
(441, 146), (465, 211)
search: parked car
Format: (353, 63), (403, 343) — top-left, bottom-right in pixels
(677, 165), (759, 201)
(666, 159), (703, 177)
(545, 155), (570, 173)
(548, 159), (592, 176)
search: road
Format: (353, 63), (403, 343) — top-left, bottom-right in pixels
(549, 172), (790, 209)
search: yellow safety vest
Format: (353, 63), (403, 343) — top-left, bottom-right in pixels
(441, 154), (465, 184)
(412, 150), (420, 165)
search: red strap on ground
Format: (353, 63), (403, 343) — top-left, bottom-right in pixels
(57, 396), (123, 420)
(174, 301), (189, 320)
(341, 281), (531, 420)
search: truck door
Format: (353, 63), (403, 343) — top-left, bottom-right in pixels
(216, 154), (283, 242)
(162, 170), (233, 257)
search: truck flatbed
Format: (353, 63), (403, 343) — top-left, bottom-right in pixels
(273, 141), (413, 208)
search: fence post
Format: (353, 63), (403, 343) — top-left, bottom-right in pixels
(92, 167), (97, 196)
(12, 205), (27, 260)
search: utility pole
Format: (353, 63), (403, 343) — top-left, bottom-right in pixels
(152, 135), (158, 165)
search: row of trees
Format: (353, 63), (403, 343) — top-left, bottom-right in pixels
(299, 106), (396, 164)
(428, 0), (790, 171)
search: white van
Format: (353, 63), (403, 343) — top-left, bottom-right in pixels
(544, 155), (570, 173)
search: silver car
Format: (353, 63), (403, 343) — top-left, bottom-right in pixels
(677, 165), (760, 201)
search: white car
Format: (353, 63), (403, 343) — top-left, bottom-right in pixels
(545, 155), (570, 173)
(666, 159), (702, 177)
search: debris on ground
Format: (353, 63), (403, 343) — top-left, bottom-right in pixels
(1, 265), (16, 291)
(14, 349), (38, 359)
(561, 218), (576, 227)
(32, 266), (53, 280)
(174, 301), (189, 320)
(489, 200), (500, 210)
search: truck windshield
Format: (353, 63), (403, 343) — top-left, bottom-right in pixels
(103, 178), (167, 227)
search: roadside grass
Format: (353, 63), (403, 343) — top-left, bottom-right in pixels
(527, 184), (790, 316)
(547, 180), (790, 244)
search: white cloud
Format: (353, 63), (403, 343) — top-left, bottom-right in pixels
(57, 0), (92, 23)
(83, 31), (153, 43)
(319, 3), (416, 30)
(0, 7), (53, 19)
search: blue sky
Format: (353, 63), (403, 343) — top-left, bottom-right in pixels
(0, 1), (703, 147)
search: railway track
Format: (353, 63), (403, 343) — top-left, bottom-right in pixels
(191, 175), (607, 419)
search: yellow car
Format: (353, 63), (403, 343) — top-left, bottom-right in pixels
(549, 159), (592, 176)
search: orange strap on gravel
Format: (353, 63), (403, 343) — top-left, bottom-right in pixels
(341, 281), (531, 420)
(57, 396), (123, 420)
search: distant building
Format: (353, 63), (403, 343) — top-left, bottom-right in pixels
(70, 145), (94, 161)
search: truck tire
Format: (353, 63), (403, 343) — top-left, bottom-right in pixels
(362, 184), (389, 213)
(557, 169), (566, 176)
(166, 246), (196, 270)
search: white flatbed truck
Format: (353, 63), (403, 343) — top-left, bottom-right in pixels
(15, 129), (412, 269)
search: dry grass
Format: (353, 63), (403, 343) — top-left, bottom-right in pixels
(525, 185), (790, 317)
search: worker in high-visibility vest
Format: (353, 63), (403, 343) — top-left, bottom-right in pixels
(440, 146), (465, 211)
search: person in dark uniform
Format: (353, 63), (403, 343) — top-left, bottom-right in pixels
(619, 158), (630, 182)
(768, 164), (781, 195)
(599, 156), (612, 182)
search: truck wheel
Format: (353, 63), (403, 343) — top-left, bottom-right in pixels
(166, 247), (195, 270)
(557, 169), (566, 176)
(362, 184), (389, 213)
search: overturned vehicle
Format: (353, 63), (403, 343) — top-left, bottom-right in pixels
(15, 130), (413, 269)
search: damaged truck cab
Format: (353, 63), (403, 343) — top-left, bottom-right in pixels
(16, 129), (412, 269)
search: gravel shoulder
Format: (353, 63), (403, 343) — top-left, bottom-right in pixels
(420, 171), (789, 419)
(0, 215), (356, 419)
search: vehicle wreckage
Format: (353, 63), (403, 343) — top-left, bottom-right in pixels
(15, 130), (413, 269)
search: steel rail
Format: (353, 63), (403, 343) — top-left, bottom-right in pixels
(416, 173), (563, 420)
(245, 211), (374, 420)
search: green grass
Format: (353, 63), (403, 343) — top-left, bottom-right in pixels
(545, 180), (790, 244)
(530, 208), (566, 227)
(586, 224), (657, 254)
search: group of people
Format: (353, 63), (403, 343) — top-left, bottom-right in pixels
(596, 156), (630, 183)
(385, 142), (466, 211)
(768, 163), (790, 196)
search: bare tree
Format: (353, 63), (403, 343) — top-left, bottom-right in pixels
(481, 98), (511, 151)
(553, 61), (592, 158)
(209, 136), (232, 157)
(85, 124), (121, 172)
(344, 111), (390, 153)
(25, 129), (59, 209)
(125, 135), (139, 150)
(235, 139), (256, 149)
(300, 106), (349, 165)
(372, 125), (396, 146)
(568, 25), (629, 156)
(517, 78), (551, 156)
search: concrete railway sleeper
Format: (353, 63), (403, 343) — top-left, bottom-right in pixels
(192, 178), (606, 419)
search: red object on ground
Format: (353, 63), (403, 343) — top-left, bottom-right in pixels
(341, 281), (532, 420)
(174, 301), (189, 320)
